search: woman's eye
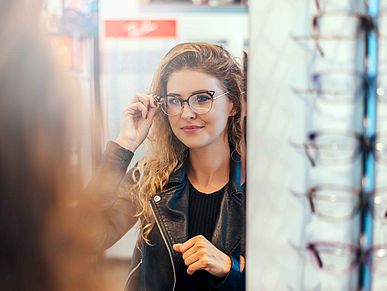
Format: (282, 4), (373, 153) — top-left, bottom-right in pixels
(194, 94), (211, 103)
(167, 97), (180, 105)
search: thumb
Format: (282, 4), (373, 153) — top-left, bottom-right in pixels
(173, 243), (183, 252)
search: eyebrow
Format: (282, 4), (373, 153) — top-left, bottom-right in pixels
(166, 89), (209, 97)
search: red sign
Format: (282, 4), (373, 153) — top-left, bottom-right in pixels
(105, 20), (177, 38)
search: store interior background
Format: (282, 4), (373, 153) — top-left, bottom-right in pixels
(46, 0), (387, 290)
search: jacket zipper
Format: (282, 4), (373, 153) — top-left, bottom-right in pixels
(149, 200), (176, 291)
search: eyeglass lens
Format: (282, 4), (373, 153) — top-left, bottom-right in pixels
(160, 92), (213, 116)
(309, 187), (387, 222)
(307, 134), (359, 164)
(310, 244), (357, 273)
(309, 244), (387, 274)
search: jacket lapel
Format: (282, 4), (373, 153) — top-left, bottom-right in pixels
(150, 161), (190, 276)
(211, 155), (244, 254)
(152, 152), (244, 263)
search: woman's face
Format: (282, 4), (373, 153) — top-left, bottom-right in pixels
(166, 69), (234, 150)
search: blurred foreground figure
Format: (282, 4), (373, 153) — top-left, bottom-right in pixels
(0, 1), (108, 290)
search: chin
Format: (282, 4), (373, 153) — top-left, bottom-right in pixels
(180, 139), (209, 150)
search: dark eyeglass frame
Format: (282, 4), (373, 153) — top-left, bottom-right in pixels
(313, 0), (387, 38)
(155, 90), (229, 116)
(291, 185), (387, 222)
(291, 130), (387, 167)
(292, 241), (387, 274)
(292, 11), (374, 58)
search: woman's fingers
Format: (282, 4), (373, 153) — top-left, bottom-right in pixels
(135, 93), (158, 109)
(126, 93), (160, 120)
(126, 102), (148, 119)
(184, 250), (205, 267)
(187, 259), (207, 275)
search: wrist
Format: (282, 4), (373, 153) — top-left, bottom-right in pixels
(114, 136), (137, 152)
(223, 254), (232, 276)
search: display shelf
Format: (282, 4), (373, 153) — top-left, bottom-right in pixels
(139, 3), (248, 13)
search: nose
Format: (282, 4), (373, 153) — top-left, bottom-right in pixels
(180, 102), (196, 119)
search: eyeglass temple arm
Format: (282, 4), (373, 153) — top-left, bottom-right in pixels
(213, 91), (246, 100)
(310, 247), (323, 268)
(289, 140), (316, 167)
(304, 144), (317, 167)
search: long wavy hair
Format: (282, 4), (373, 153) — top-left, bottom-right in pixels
(127, 42), (246, 243)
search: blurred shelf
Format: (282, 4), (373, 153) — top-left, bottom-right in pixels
(139, 4), (248, 13)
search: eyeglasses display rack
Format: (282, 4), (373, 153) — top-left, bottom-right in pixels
(290, 0), (386, 290)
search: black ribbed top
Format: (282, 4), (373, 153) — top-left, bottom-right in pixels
(188, 181), (225, 239)
(175, 181), (227, 291)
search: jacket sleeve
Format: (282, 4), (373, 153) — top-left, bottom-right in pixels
(210, 255), (245, 291)
(83, 141), (139, 250)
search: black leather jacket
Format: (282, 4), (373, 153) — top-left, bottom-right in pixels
(90, 142), (245, 291)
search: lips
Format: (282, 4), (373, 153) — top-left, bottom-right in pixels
(181, 125), (204, 132)
(181, 125), (204, 129)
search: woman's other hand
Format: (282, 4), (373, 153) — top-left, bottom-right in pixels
(115, 93), (159, 152)
(173, 235), (232, 277)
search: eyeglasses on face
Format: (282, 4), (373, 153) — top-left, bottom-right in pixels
(155, 90), (229, 116)
(291, 130), (387, 167)
(291, 185), (387, 222)
(291, 241), (387, 274)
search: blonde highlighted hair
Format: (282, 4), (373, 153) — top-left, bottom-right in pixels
(127, 42), (246, 243)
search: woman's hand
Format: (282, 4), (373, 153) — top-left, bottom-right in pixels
(173, 235), (232, 277)
(115, 93), (159, 152)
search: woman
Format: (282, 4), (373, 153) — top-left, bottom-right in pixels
(88, 42), (246, 291)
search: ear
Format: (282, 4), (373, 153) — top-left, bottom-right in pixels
(228, 102), (237, 117)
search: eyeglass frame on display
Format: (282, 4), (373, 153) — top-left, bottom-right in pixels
(291, 70), (387, 110)
(291, 70), (364, 105)
(313, 0), (370, 14)
(290, 130), (387, 167)
(291, 184), (387, 222)
(290, 241), (387, 274)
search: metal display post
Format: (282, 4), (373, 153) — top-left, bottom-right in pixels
(360, 1), (379, 290)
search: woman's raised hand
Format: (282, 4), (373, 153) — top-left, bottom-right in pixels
(115, 93), (159, 152)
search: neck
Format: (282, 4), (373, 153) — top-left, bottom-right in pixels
(187, 139), (230, 193)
